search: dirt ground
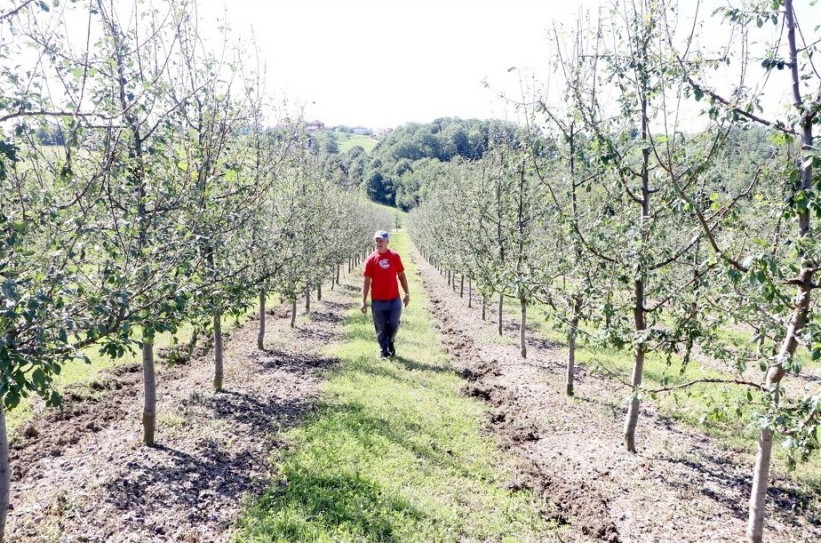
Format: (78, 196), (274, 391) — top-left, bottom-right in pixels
(6, 292), (346, 543)
(5, 242), (819, 542)
(412, 245), (819, 543)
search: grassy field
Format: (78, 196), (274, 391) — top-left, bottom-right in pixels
(235, 232), (559, 543)
(371, 201), (406, 231)
(337, 133), (379, 154)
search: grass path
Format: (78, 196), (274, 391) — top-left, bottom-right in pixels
(235, 231), (558, 542)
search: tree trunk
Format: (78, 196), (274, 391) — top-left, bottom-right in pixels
(142, 333), (156, 446)
(305, 284), (311, 313)
(184, 329), (199, 362)
(748, 3), (814, 534)
(498, 293), (503, 336)
(213, 311), (224, 392)
(623, 344), (646, 453)
(290, 299), (297, 328)
(460, 274), (464, 298)
(336, 264), (340, 286)
(566, 318), (578, 397)
(257, 290), (265, 350)
(520, 297), (527, 358)
(468, 279), (472, 308)
(623, 24), (652, 455)
(0, 405), (9, 543)
(747, 428), (774, 543)
(748, 272), (812, 542)
(482, 296), (486, 320)
(317, 281), (322, 302)
(624, 277), (647, 453)
(566, 294), (582, 397)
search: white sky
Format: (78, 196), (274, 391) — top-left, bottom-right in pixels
(181, 0), (819, 130)
(198, 0), (599, 129)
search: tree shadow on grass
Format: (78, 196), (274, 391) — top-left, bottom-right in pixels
(104, 441), (263, 518)
(245, 468), (426, 542)
(338, 283), (360, 294)
(256, 349), (338, 375)
(353, 359), (455, 394)
(323, 400), (482, 480)
(392, 355), (456, 375)
(658, 431), (821, 530)
(103, 390), (324, 523)
(237, 395), (470, 541)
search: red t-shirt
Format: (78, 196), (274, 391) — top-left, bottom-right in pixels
(363, 249), (405, 301)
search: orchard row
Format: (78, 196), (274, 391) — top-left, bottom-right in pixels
(408, 2), (819, 542)
(0, 1), (391, 539)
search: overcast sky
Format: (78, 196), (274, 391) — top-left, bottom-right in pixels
(198, 0), (597, 129)
(197, 0), (820, 130)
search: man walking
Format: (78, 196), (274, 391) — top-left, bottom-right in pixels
(360, 230), (410, 358)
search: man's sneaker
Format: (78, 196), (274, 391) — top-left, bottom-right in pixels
(388, 342), (396, 358)
(379, 351), (389, 360)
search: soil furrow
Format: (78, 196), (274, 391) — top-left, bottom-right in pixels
(6, 287), (351, 542)
(411, 242), (818, 543)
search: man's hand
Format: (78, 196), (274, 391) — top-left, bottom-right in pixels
(361, 277), (371, 315)
(403, 294), (410, 308)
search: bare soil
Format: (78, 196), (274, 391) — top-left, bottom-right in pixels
(412, 245), (819, 543)
(6, 294), (346, 542)
(5, 244), (819, 542)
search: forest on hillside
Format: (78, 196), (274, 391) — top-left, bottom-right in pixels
(311, 117), (522, 209)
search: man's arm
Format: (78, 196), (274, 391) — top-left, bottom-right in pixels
(360, 276), (371, 314)
(398, 272), (410, 307)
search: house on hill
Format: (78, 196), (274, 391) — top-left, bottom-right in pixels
(305, 120), (325, 132)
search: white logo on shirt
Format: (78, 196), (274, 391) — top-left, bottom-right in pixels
(378, 258), (391, 269)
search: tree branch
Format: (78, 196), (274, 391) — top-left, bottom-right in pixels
(0, 110), (112, 124)
(645, 378), (766, 394)
(0, 0), (37, 22)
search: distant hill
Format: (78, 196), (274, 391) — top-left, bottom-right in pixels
(310, 118), (523, 210)
(362, 117), (523, 209)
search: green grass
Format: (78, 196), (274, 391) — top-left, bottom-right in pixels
(369, 201), (407, 231)
(337, 133), (379, 154)
(235, 231), (558, 543)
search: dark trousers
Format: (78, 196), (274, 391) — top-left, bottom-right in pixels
(372, 297), (402, 356)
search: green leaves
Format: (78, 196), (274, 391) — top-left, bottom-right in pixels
(0, 140), (19, 181)
(761, 57), (789, 71)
